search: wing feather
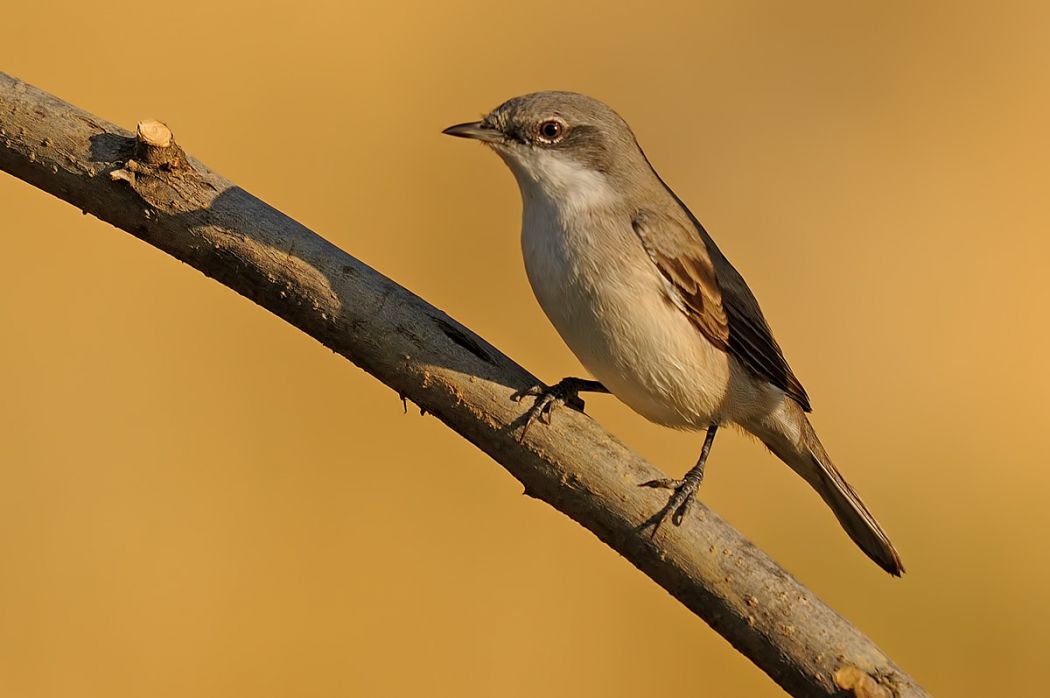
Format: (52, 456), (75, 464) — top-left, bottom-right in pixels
(632, 211), (728, 351)
(631, 208), (812, 412)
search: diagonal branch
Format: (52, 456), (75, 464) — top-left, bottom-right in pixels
(0, 72), (927, 698)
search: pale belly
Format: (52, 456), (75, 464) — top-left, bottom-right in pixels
(522, 214), (765, 429)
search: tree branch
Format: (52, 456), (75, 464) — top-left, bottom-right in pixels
(0, 72), (927, 698)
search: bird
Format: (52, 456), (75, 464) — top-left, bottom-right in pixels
(443, 91), (903, 576)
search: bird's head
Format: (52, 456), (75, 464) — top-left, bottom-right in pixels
(444, 91), (646, 207)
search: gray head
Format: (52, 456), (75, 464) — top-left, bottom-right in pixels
(444, 92), (654, 205)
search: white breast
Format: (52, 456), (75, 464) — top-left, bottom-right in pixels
(506, 150), (750, 428)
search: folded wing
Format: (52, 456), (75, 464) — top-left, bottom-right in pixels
(631, 206), (811, 412)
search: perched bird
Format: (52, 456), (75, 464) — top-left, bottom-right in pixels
(444, 92), (903, 576)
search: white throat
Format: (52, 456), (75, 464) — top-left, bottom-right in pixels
(501, 149), (618, 221)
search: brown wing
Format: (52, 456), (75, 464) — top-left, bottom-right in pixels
(631, 210), (729, 351)
(631, 208), (812, 412)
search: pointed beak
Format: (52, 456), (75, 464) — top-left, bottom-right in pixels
(442, 121), (504, 143)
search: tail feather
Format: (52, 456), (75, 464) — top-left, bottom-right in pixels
(744, 402), (904, 576)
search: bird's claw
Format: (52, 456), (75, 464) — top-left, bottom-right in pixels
(640, 477), (699, 536)
(513, 380), (587, 441)
(510, 384), (544, 402)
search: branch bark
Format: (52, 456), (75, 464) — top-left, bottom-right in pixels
(0, 72), (927, 698)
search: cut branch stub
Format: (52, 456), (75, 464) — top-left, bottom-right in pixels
(134, 119), (186, 170)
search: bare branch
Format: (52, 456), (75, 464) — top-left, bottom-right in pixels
(0, 72), (927, 698)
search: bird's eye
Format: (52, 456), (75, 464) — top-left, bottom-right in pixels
(537, 119), (565, 142)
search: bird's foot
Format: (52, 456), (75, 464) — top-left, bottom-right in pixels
(638, 424), (716, 537)
(512, 377), (594, 441)
(639, 476), (701, 537)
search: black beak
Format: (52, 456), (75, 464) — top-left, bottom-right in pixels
(442, 121), (504, 143)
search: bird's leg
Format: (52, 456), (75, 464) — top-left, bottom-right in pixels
(641, 424), (719, 536)
(512, 377), (609, 440)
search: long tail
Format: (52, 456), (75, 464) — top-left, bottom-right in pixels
(742, 400), (904, 576)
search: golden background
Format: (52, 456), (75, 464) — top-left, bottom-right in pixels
(2, 2), (1047, 696)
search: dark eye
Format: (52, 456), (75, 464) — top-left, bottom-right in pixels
(537, 119), (565, 142)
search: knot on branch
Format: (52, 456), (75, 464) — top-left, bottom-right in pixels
(834, 665), (896, 698)
(109, 119), (189, 184)
(134, 119), (187, 170)
(108, 118), (195, 212)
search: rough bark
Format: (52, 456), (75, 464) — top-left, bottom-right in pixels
(0, 72), (928, 698)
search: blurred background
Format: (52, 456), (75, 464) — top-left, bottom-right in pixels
(2, 1), (1047, 696)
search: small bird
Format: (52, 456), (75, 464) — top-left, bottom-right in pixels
(444, 92), (903, 576)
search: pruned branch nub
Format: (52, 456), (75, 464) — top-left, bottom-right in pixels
(137, 119), (171, 148)
(134, 118), (186, 170)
